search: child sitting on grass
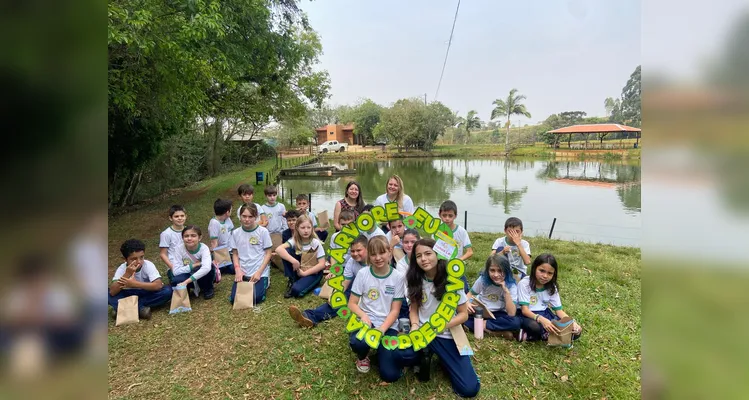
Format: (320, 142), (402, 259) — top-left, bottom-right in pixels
(491, 217), (531, 280)
(275, 215), (326, 298)
(465, 254), (520, 339)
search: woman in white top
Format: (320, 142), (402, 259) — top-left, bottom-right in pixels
(373, 175), (415, 214)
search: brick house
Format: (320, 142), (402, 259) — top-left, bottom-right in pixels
(315, 124), (356, 145)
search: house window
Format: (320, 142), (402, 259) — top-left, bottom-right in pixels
(330, 132), (334, 135)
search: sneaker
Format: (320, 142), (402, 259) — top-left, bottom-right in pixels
(517, 329), (527, 342)
(355, 357), (370, 373)
(138, 307), (152, 320)
(288, 306), (314, 328)
(203, 289), (215, 300)
(283, 281), (294, 298)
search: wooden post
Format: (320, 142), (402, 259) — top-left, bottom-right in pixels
(549, 217), (557, 239)
(464, 210), (468, 230)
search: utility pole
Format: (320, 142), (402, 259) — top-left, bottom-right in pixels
(424, 93), (427, 105)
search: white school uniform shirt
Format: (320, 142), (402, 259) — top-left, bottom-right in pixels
(208, 217), (234, 248)
(517, 277), (563, 312)
(285, 238), (326, 260)
(343, 258), (368, 281)
(159, 227), (184, 267)
(417, 278), (468, 339)
(307, 211), (318, 227)
(361, 226), (386, 240)
(172, 243), (212, 281)
(491, 237), (531, 275)
(469, 278), (518, 312)
(112, 260), (162, 287)
(236, 202), (265, 222)
(329, 232), (350, 265)
(394, 254), (410, 302)
(350, 266), (406, 331)
(263, 203), (287, 234)
(373, 194), (415, 214)
(229, 225), (272, 277)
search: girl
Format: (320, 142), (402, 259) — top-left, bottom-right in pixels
(275, 215), (326, 298)
(168, 225), (215, 300)
(464, 254), (520, 339)
(394, 229), (419, 319)
(347, 236), (406, 382)
(517, 253), (582, 342)
(406, 239), (480, 398)
(373, 175), (415, 214)
(333, 181), (364, 230)
(228, 204), (272, 305)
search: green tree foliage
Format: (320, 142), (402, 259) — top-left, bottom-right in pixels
(619, 66), (641, 127)
(340, 99), (384, 145)
(456, 110), (482, 144)
(490, 89), (532, 149)
(375, 99), (454, 151)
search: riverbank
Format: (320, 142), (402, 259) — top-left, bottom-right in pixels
(108, 164), (641, 399)
(322, 144), (640, 161)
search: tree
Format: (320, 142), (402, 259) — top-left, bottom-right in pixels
(341, 99), (383, 145)
(490, 89), (531, 150)
(375, 98), (454, 151)
(456, 110), (482, 144)
(619, 65), (641, 127)
(604, 97), (623, 124)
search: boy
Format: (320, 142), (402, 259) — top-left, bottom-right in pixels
(295, 194), (328, 242)
(289, 235), (369, 328)
(328, 210), (356, 267)
(109, 239), (173, 320)
(385, 216), (406, 250)
(237, 184), (267, 227)
(491, 217), (531, 279)
(159, 205), (186, 274)
(209, 199), (234, 274)
(229, 203), (272, 305)
(438, 200), (472, 292)
(360, 204), (386, 240)
(281, 209), (300, 243)
(263, 185), (287, 269)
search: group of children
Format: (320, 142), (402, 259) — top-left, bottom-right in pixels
(108, 178), (583, 399)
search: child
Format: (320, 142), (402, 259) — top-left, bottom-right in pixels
(263, 185), (288, 269)
(208, 198), (234, 275)
(288, 234), (369, 328)
(405, 238), (480, 398)
(237, 184), (267, 227)
(295, 194), (328, 242)
(394, 229), (420, 319)
(438, 200), (472, 292)
(159, 205), (186, 273)
(385, 216), (406, 250)
(517, 254), (582, 342)
(109, 239), (173, 320)
(347, 236), (407, 382)
(491, 217), (531, 279)
(168, 225), (215, 300)
(465, 254), (520, 339)
(328, 210), (356, 267)
(282, 209), (300, 243)
(276, 215), (326, 298)
(228, 203), (272, 305)
(359, 205), (386, 240)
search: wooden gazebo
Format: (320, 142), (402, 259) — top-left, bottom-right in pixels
(548, 123), (641, 149)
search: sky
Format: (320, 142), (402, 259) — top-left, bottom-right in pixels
(300, 0), (641, 125)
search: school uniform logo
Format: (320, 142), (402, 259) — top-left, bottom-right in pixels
(367, 288), (380, 301)
(384, 285), (395, 295)
(530, 295), (538, 306)
(221, 227), (227, 234)
(422, 291), (428, 304)
(249, 236), (259, 245)
(182, 258), (190, 266)
(487, 294), (499, 302)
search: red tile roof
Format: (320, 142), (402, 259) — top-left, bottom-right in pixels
(548, 123), (641, 134)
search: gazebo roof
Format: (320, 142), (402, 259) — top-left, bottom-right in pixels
(548, 123), (641, 134)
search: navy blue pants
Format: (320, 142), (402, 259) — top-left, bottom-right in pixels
(464, 310), (520, 332)
(399, 337), (481, 398)
(229, 276), (268, 305)
(349, 327), (406, 383)
(398, 301), (410, 319)
(168, 269), (215, 295)
(305, 288), (351, 325)
(316, 229), (329, 243)
(107, 286), (173, 311)
(519, 308), (557, 341)
(283, 250), (323, 298)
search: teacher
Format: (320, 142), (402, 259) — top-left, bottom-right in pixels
(333, 181), (365, 230)
(373, 175), (415, 214)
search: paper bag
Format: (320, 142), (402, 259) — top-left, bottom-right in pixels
(233, 281), (254, 310)
(213, 246), (231, 265)
(270, 233), (283, 268)
(547, 316), (574, 347)
(115, 295), (140, 326)
(299, 248), (319, 272)
(318, 280), (333, 299)
(449, 325), (474, 356)
(169, 286), (192, 314)
(469, 297), (496, 320)
(317, 210), (330, 230)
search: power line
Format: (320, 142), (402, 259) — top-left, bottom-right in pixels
(434, 0), (461, 101)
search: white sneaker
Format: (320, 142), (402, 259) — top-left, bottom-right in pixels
(355, 357), (370, 373)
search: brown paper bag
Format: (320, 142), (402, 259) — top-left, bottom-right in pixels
(547, 316), (574, 347)
(470, 297), (496, 320)
(115, 295), (140, 326)
(299, 248), (319, 272)
(449, 326), (474, 356)
(233, 281), (254, 310)
(318, 280), (333, 299)
(316, 210), (330, 230)
(270, 233), (283, 268)
(213, 247), (231, 265)
(169, 287), (192, 314)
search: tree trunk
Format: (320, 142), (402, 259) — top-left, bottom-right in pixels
(211, 119), (223, 176)
(116, 170), (138, 207)
(505, 118), (510, 149)
(124, 170), (143, 206)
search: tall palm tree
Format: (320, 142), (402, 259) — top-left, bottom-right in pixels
(490, 89), (532, 149)
(456, 110), (482, 144)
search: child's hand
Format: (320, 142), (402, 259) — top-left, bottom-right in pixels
(572, 321), (582, 334)
(234, 274), (243, 283)
(297, 269), (309, 277)
(466, 301), (475, 314)
(118, 275), (136, 288)
(250, 271), (263, 283)
(508, 228), (523, 243)
(360, 315), (373, 327)
(325, 272), (334, 280)
(540, 317), (561, 335)
(375, 325), (387, 334)
(123, 260), (138, 278)
(390, 235), (400, 248)
(291, 260), (301, 271)
(180, 279), (192, 287)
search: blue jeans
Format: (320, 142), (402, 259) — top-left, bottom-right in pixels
(290, 272), (322, 298)
(349, 327), (406, 383)
(229, 276), (268, 305)
(304, 288), (351, 325)
(107, 286), (173, 311)
(168, 269), (215, 294)
(400, 337), (480, 398)
(519, 308), (557, 340)
(464, 310), (521, 332)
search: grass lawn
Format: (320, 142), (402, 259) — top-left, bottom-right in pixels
(108, 162), (641, 399)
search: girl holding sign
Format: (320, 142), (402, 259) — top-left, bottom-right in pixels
(406, 238), (480, 398)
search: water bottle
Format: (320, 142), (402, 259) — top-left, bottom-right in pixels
(313, 287), (321, 296)
(474, 306), (484, 339)
(398, 318), (411, 333)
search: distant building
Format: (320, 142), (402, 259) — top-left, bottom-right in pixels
(315, 124), (356, 145)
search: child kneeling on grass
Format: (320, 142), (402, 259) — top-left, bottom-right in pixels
(167, 225), (215, 300)
(228, 204), (272, 305)
(517, 253), (583, 343)
(276, 215), (326, 298)
(464, 254), (520, 339)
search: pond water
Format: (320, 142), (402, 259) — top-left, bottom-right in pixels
(277, 158), (641, 247)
